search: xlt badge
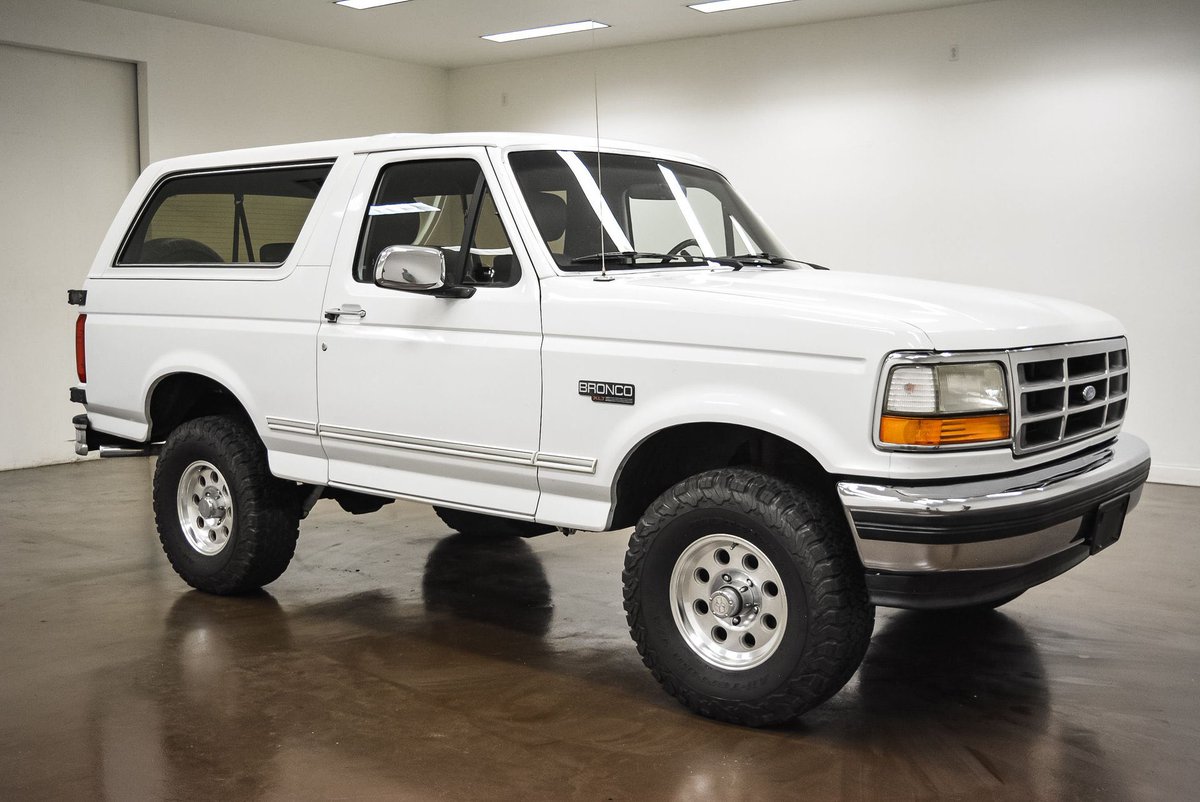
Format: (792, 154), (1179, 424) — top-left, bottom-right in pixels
(579, 380), (635, 405)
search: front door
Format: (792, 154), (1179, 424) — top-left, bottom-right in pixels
(316, 148), (542, 516)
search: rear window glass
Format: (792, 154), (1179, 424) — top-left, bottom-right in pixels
(117, 162), (332, 266)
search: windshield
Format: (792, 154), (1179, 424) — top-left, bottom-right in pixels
(508, 150), (793, 271)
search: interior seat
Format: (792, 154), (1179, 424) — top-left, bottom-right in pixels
(360, 209), (421, 280)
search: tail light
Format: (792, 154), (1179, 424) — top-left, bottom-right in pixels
(75, 314), (87, 383)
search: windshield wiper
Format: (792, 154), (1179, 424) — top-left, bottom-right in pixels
(720, 252), (835, 271)
(719, 254), (776, 271)
(570, 251), (708, 266)
(569, 251), (829, 272)
(571, 251), (760, 271)
(730, 253), (830, 271)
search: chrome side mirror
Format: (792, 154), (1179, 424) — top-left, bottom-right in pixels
(373, 245), (446, 293)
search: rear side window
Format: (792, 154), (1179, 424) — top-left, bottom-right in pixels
(117, 162), (332, 266)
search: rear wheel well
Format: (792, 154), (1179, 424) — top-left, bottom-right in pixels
(609, 423), (832, 530)
(148, 373), (251, 442)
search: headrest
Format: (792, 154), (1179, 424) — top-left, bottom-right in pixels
(368, 210), (421, 248)
(138, 237), (222, 264)
(526, 192), (567, 242)
(259, 242), (294, 263)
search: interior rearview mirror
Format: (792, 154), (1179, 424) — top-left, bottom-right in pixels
(373, 245), (446, 293)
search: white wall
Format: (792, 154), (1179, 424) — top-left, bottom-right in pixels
(0, 0), (448, 163)
(0, 0), (448, 470)
(448, 0), (1200, 485)
(2, 0), (1196, 482)
(0, 44), (138, 473)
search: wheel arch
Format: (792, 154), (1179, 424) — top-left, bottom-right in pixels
(146, 371), (255, 442)
(607, 421), (835, 531)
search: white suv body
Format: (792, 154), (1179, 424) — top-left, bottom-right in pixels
(71, 133), (1151, 725)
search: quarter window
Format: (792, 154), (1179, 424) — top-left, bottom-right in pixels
(355, 159), (519, 287)
(117, 163), (331, 266)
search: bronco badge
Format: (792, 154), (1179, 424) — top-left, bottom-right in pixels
(579, 380), (635, 405)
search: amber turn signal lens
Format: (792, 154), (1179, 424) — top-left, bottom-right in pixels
(879, 413), (1010, 447)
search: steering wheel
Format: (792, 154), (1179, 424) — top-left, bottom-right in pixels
(668, 238), (699, 256)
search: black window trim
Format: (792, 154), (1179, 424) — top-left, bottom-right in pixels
(353, 156), (522, 289)
(112, 159), (336, 269)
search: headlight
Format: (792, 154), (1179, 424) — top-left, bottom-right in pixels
(879, 360), (1010, 448)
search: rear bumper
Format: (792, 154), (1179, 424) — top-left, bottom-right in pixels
(837, 434), (1151, 609)
(73, 413), (154, 458)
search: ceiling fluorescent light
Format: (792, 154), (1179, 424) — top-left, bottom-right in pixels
(482, 20), (609, 44)
(334, 0), (413, 10)
(689, 0), (798, 12)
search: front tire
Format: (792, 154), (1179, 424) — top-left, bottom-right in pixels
(153, 415), (299, 595)
(623, 469), (874, 726)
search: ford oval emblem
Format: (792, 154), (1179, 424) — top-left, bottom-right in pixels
(1082, 385), (1097, 402)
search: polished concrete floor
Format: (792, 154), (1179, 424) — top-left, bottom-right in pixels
(1, 458), (1198, 800)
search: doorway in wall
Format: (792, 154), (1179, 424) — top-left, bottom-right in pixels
(0, 44), (139, 470)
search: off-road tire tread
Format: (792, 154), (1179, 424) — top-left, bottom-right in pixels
(622, 468), (874, 726)
(433, 506), (556, 539)
(153, 415), (299, 595)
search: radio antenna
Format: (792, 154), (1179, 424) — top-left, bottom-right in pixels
(591, 18), (613, 282)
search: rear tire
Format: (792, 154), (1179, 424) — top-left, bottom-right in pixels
(153, 415), (299, 595)
(433, 506), (556, 539)
(623, 468), (874, 726)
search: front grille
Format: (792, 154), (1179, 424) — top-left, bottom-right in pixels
(1011, 338), (1128, 454)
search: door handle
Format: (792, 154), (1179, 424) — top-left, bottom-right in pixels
(324, 304), (366, 322)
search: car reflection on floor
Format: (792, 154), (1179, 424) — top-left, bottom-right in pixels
(70, 529), (1124, 800)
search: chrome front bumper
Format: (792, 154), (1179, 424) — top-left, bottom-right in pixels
(837, 434), (1151, 609)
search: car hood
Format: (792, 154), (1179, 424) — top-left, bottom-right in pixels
(615, 268), (1123, 350)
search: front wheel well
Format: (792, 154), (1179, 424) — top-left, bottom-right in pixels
(147, 373), (251, 442)
(608, 423), (833, 530)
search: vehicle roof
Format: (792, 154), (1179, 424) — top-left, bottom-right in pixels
(146, 132), (714, 174)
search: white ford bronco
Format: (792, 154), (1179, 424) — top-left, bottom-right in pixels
(70, 133), (1151, 726)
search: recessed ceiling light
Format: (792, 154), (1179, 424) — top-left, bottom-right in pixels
(482, 20), (609, 44)
(334, 0), (413, 10)
(688, 0), (798, 13)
